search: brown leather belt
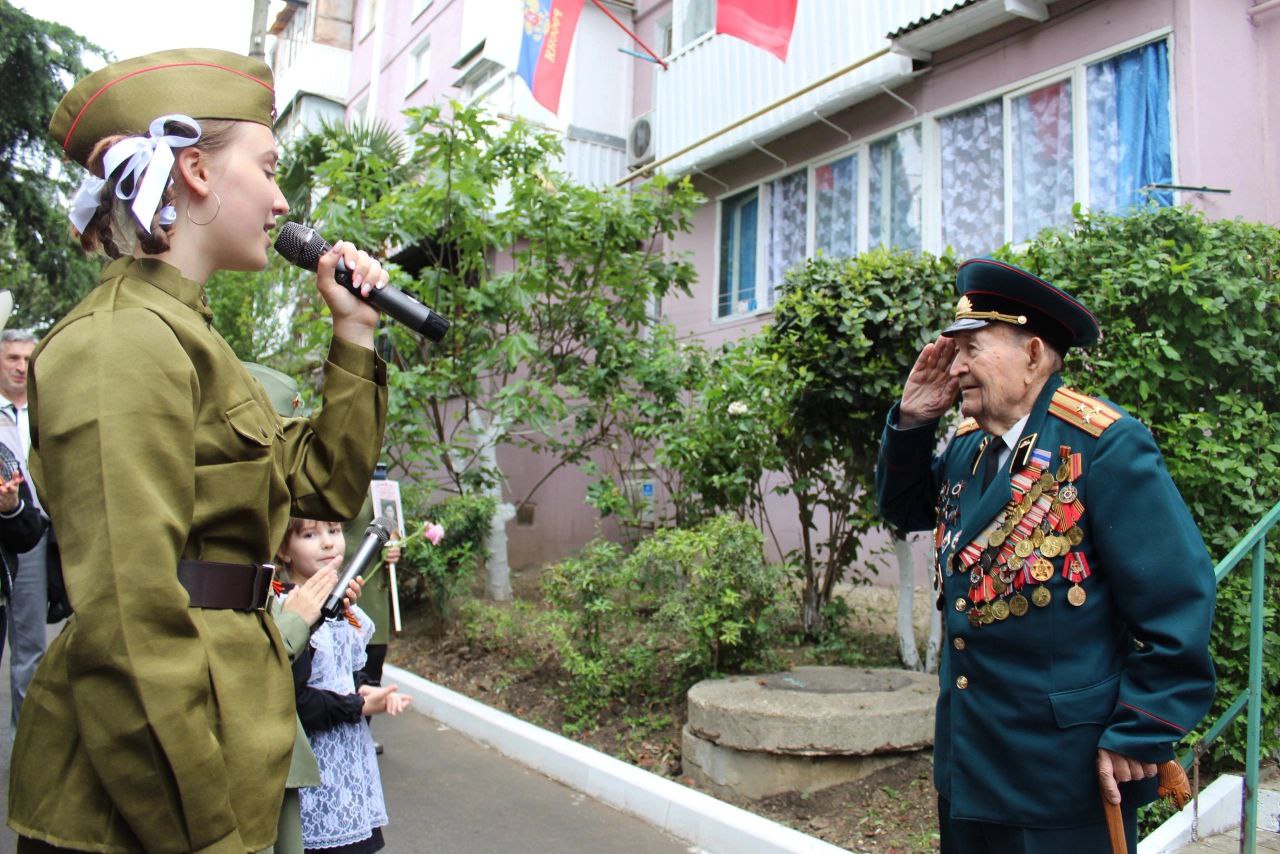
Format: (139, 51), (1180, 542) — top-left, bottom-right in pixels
(177, 560), (276, 611)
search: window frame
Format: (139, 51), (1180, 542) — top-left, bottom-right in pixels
(407, 34), (432, 96)
(708, 29), (1176, 321)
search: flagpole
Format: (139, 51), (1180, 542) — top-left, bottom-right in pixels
(588, 0), (668, 70)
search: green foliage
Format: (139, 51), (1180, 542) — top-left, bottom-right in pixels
(399, 493), (496, 631)
(540, 517), (792, 726)
(0, 4), (104, 329)
(1010, 204), (1280, 769)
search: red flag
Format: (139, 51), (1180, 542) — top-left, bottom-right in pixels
(518, 0), (587, 113)
(716, 0), (799, 61)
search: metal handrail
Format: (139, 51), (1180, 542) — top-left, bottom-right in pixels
(1174, 498), (1280, 852)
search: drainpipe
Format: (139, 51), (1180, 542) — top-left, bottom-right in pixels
(1248, 0), (1280, 17)
(615, 45), (892, 186)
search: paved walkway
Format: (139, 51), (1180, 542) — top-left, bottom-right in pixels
(1176, 827), (1280, 852)
(1, 625), (691, 853)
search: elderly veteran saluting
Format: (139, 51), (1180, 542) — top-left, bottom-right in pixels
(875, 258), (1215, 852)
(9, 50), (387, 853)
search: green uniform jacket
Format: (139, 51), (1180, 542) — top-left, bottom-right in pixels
(7, 257), (387, 853)
(876, 374), (1215, 829)
(269, 603), (323, 790)
(343, 496), (392, 645)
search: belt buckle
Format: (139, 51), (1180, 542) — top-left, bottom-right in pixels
(255, 562), (277, 611)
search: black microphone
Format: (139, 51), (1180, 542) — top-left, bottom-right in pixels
(274, 222), (450, 342)
(321, 515), (393, 621)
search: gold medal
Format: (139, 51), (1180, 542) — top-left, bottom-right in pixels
(1067, 526), (1084, 546)
(1032, 585), (1052, 607)
(1009, 594), (1029, 617)
(991, 599), (1010, 621)
(1031, 558), (1054, 582)
(1067, 584), (1087, 606)
(1040, 537), (1061, 558)
(1028, 483), (1043, 503)
(1019, 494), (1034, 512)
(1010, 507), (1026, 525)
(1008, 553), (1024, 570)
(1014, 539), (1034, 558)
(992, 577), (1007, 595)
(988, 529), (1007, 547)
(1038, 472), (1055, 490)
(980, 606), (995, 625)
(1030, 528), (1046, 548)
(1056, 462), (1070, 482)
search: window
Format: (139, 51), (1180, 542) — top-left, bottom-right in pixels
(656, 14), (674, 58)
(1086, 40), (1173, 211)
(705, 37), (1173, 318)
(412, 0), (435, 20)
(1011, 79), (1074, 244)
(869, 126), (923, 252)
(408, 36), (431, 94)
(765, 170), (807, 303)
(677, 0), (714, 51)
(717, 188), (759, 318)
(814, 153), (857, 257)
(940, 99), (1004, 257)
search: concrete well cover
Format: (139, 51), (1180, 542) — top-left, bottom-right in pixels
(686, 666), (937, 756)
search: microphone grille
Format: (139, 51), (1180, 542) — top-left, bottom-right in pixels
(368, 516), (395, 544)
(274, 222), (330, 271)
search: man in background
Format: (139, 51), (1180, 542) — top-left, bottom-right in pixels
(0, 327), (52, 739)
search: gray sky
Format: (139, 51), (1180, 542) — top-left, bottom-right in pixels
(15, 0), (287, 68)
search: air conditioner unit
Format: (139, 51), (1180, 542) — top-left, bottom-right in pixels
(627, 110), (657, 169)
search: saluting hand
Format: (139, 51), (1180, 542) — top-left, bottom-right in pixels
(1096, 748), (1158, 805)
(314, 240), (389, 351)
(899, 336), (960, 429)
(282, 567), (339, 626)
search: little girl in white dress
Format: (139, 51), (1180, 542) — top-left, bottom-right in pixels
(276, 517), (412, 853)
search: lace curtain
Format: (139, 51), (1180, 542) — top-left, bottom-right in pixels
(1088, 41), (1172, 211)
(766, 170), (808, 304)
(869, 126), (923, 252)
(814, 154), (858, 258)
(940, 99), (1005, 257)
(1011, 80), (1074, 244)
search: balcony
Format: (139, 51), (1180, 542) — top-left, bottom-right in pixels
(273, 41), (353, 117)
(652, 0), (960, 176)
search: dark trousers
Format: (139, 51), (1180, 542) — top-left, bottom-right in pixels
(939, 796), (1137, 854)
(363, 642), (387, 687)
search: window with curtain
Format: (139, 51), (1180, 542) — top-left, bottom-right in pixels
(718, 188), (759, 318)
(869, 126), (923, 252)
(814, 153), (858, 257)
(1087, 40), (1173, 212)
(1011, 79), (1074, 244)
(940, 99), (1005, 257)
(679, 0), (715, 49)
(766, 170), (808, 303)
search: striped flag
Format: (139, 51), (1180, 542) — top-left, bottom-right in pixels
(518, 0), (586, 113)
(716, 0), (799, 61)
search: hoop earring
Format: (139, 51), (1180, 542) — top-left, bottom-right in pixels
(186, 191), (221, 226)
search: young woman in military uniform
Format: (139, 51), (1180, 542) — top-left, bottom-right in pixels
(8, 49), (389, 853)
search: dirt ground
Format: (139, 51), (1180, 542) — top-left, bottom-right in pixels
(387, 582), (941, 853)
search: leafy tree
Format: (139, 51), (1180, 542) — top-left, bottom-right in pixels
(0, 2), (103, 329)
(256, 104), (701, 599)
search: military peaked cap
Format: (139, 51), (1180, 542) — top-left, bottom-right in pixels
(51, 48), (276, 168)
(942, 258), (1100, 352)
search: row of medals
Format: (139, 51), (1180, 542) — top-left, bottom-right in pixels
(950, 453), (1086, 628)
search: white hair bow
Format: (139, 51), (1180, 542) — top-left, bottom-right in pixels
(68, 114), (203, 233)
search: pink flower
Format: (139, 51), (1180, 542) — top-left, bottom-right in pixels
(424, 522), (445, 546)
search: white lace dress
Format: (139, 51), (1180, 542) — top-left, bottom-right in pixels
(298, 606), (388, 850)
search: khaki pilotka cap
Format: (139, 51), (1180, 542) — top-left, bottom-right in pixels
(50, 48), (276, 168)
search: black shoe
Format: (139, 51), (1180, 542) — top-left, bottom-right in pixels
(374, 741), (384, 755)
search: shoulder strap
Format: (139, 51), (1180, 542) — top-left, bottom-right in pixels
(1048, 387), (1122, 438)
(954, 417), (981, 436)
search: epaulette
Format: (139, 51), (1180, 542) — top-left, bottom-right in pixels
(1048, 387), (1122, 437)
(955, 418), (980, 436)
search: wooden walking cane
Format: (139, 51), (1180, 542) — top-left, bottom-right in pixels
(1101, 760), (1192, 854)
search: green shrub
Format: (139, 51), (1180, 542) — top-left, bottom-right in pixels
(400, 493), (496, 633)
(541, 516), (793, 727)
(1010, 204), (1280, 768)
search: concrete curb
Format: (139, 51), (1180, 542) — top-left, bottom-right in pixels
(385, 664), (848, 853)
(1139, 774), (1280, 852)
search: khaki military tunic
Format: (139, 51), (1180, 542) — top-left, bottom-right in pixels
(7, 257), (387, 853)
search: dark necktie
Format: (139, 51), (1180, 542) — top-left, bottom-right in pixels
(982, 435), (1002, 491)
